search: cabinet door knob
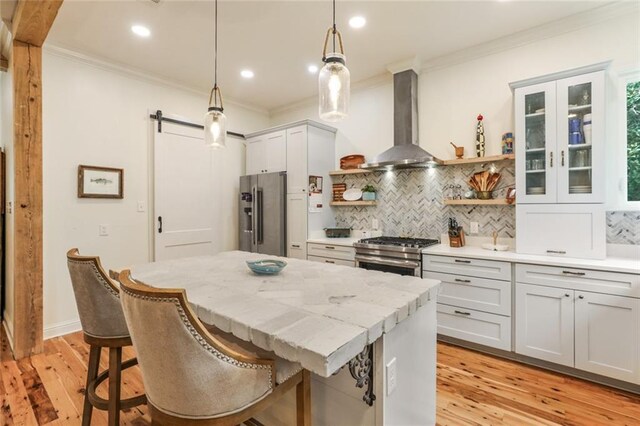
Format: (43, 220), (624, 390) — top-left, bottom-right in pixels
(564, 293), (570, 298)
(578, 295), (585, 299)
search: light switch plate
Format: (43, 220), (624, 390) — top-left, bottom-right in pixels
(386, 357), (397, 395)
(137, 201), (145, 212)
(99, 224), (109, 236)
(372, 218), (379, 230)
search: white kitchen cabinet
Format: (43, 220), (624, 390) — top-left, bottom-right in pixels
(514, 70), (605, 204)
(307, 255), (355, 267)
(515, 283), (575, 367)
(516, 204), (606, 259)
(287, 193), (307, 259)
(436, 304), (511, 351)
(424, 254), (512, 351)
(286, 126), (308, 194)
(575, 292), (640, 384)
(245, 130), (286, 175)
(308, 242), (355, 262)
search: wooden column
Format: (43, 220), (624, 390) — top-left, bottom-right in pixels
(11, 40), (44, 358)
(9, 0), (63, 358)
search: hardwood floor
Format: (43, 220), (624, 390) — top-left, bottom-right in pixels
(2, 329), (639, 425)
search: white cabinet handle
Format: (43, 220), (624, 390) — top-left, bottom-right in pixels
(562, 270), (585, 276)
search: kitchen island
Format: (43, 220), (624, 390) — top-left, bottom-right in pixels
(126, 251), (440, 425)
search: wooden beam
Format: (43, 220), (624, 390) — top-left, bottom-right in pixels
(12, 39), (43, 358)
(12, 0), (63, 46)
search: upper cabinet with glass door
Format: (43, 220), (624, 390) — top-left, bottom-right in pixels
(515, 70), (605, 204)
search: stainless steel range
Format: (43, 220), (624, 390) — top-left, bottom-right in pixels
(354, 237), (440, 277)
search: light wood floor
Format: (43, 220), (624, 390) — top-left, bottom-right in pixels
(2, 329), (639, 425)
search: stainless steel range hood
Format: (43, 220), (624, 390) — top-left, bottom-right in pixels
(360, 70), (441, 170)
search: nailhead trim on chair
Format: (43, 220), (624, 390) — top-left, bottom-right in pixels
(68, 259), (120, 298)
(121, 287), (273, 389)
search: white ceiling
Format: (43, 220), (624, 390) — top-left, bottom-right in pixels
(46, 0), (610, 111)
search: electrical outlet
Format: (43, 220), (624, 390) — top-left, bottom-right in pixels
(372, 218), (379, 230)
(137, 201), (146, 212)
(386, 357), (397, 395)
(470, 221), (479, 234)
(99, 224), (109, 236)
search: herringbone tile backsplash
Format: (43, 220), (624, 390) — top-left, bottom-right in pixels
(606, 211), (640, 245)
(333, 163), (639, 245)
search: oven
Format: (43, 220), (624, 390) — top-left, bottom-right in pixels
(354, 237), (439, 277)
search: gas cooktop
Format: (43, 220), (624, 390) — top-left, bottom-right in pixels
(355, 236), (440, 250)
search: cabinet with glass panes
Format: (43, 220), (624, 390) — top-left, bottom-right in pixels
(514, 70), (604, 204)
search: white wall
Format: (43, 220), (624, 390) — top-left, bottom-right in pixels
(41, 49), (269, 337)
(270, 12), (640, 201)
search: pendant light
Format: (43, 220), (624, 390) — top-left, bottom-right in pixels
(205, 0), (227, 148)
(319, 0), (350, 122)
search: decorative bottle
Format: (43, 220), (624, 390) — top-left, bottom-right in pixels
(476, 114), (485, 157)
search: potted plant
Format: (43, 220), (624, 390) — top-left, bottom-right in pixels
(362, 184), (376, 201)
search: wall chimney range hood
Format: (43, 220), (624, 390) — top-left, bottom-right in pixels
(360, 70), (441, 170)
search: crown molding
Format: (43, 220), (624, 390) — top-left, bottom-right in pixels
(42, 43), (270, 116)
(269, 72), (391, 117)
(386, 57), (421, 75)
(420, 1), (638, 74)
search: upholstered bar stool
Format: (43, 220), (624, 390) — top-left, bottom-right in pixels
(66, 249), (147, 426)
(117, 269), (312, 426)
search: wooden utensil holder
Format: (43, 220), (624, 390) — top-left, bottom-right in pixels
(449, 227), (465, 247)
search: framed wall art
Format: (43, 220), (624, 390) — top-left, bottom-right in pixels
(77, 165), (124, 199)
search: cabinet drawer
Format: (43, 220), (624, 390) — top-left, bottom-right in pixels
(423, 255), (511, 281)
(516, 264), (640, 298)
(308, 243), (355, 261)
(426, 271), (511, 316)
(437, 304), (511, 351)
(307, 255), (355, 268)
(516, 204), (606, 260)
(288, 243), (306, 260)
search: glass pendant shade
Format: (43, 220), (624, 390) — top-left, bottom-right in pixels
(204, 107), (227, 148)
(319, 53), (350, 122)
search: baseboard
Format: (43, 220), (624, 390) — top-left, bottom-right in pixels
(2, 317), (14, 352)
(44, 320), (82, 340)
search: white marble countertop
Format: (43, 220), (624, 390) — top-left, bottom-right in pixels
(422, 244), (640, 274)
(307, 237), (360, 247)
(127, 251), (440, 377)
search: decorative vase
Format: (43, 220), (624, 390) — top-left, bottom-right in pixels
(362, 192), (376, 201)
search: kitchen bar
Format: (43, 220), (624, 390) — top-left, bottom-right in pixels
(123, 250), (440, 425)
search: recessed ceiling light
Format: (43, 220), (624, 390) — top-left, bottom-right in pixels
(240, 69), (255, 79)
(349, 16), (366, 29)
(308, 65), (319, 74)
(131, 25), (151, 38)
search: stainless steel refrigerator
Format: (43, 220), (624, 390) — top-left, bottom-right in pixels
(239, 172), (286, 256)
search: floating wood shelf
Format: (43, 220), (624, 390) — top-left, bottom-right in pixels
(443, 199), (513, 206)
(330, 201), (377, 206)
(442, 154), (515, 166)
(328, 169), (373, 176)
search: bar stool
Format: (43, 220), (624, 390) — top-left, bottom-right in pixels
(117, 269), (311, 426)
(66, 249), (147, 426)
